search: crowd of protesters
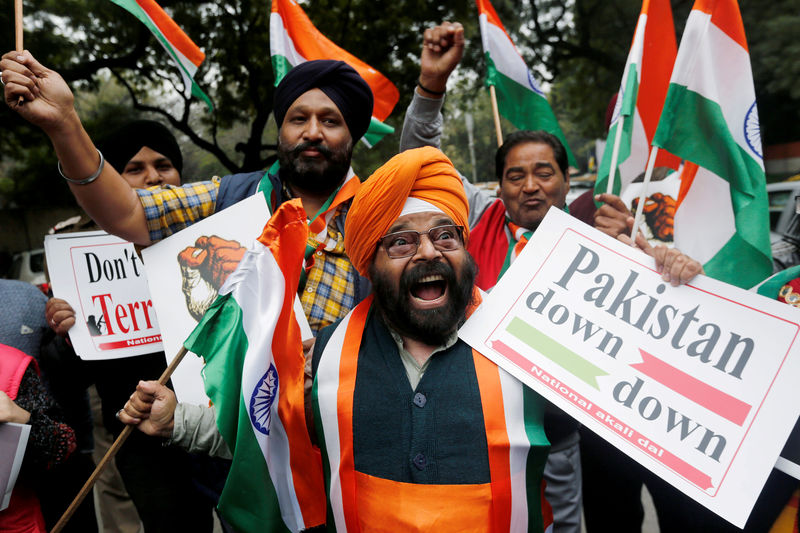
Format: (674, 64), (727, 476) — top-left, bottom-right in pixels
(0, 20), (798, 533)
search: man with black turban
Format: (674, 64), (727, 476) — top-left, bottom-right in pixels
(2, 51), (374, 334)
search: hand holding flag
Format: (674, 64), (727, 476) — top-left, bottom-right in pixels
(651, 0), (771, 288)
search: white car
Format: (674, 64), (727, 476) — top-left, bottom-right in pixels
(10, 248), (48, 292)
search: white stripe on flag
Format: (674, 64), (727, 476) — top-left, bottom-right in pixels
(673, 167), (736, 263)
(234, 242), (305, 530)
(617, 109), (650, 190)
(316, 311), (354, 531)
(671, 12), (759, 164)
(270, 12), (307, 66)
(499, 368), (529, 531)
(479, 14), (542, 94)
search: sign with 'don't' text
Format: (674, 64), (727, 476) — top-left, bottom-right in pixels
(45, 231), (162, 359)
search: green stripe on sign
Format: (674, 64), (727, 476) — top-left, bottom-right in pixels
(506, 317), (608, 390)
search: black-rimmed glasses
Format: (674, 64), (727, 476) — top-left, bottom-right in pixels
(377, 224), (465, 259)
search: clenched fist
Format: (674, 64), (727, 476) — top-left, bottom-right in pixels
(631, 192), (676, 242)
(178, 236), (246, 321)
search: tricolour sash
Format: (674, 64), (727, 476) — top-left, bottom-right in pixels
(312, 294), (553, 532)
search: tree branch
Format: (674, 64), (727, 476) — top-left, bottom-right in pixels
(111, 70), (241, 173)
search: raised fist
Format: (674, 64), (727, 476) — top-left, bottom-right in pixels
(631, 192), (676, 243)
(177, 236), (246, 321)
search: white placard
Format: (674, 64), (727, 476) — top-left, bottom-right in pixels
(0, 422), (31, 511)
(44, 231), (162, 359)
(459, 207), (800, 527)
(142, 194), (312, 406)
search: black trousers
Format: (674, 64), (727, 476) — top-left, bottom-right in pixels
(580, 426), (797, 533)
(115, 431), (215, 533)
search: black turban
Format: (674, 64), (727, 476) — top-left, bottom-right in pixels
(273, 60), (374, 141)
(98, 120), (183, 174)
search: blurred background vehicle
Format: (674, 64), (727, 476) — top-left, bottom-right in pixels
(10, 248), (48, 293)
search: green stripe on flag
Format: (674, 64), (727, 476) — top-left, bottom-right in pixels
(522, 387), (548, 532)
(363, 118), (395, 148)
(703, 231), (773, 289)
(485, 55), (577, 168)
(506, 317), (608, 389)
(654, 86), (762, 199)
(310, 376), (337, 531)
(653, 86), (772, 288)
(271, 54), (294, 86)
(185, 295), (289, 532)
(594, 64), (638, 202)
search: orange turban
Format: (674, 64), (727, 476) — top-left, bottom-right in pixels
(344, 146), (468, 277)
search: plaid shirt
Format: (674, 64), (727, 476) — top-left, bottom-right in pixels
(137, 177), (358, 333)
(136, 177), (220, 242)
(301, 203), (358, 334)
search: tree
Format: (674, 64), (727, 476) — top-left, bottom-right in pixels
(1, 0), (797, 208)
(0, 0), (474, 206)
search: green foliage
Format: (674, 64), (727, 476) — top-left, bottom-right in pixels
(0, 0), (797, 208)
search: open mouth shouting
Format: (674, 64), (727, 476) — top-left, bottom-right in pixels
(409, 273), (449, 308)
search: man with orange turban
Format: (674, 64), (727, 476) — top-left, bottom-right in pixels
(119, 146), (556, 531)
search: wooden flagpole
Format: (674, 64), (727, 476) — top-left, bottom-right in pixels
(489, 85), (503, 148)
(14, 0), (23, 51)
(14, 0), (24, 105)
(50, 346), (190, 533)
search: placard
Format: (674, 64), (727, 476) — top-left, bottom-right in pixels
(0, 422), (30, 511)
(44, 231), (162, 359)
(142, 194), (311, 406)
(460, 207), (800, 527)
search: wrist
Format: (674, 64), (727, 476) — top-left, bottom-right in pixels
(43, 107), (82, 139)
(417, 74), (447, 98)
(14, 406), (31, 424)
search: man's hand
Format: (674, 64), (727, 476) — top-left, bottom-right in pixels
(119, 380), (177, 438)
(594, 193), (633, 239)
(0, 391), (31, 424)
(618, 228), (704, 286)
(418, 22), (465, 97)
(46, 297), (76, 337)
(1, 50), (78, 134)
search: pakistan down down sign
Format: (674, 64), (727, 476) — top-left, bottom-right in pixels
(460, 208), (800, 527)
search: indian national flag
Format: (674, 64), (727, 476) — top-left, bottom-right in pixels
(185, 199), (326, 532)
(270, 0), (399, 147)
(652, 0), (771, 288)
(476, 0), (576, 166)
(595, 0), (681, 198)
(110, 0), (212, 110)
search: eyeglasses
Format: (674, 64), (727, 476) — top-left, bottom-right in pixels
(378, 224), (465, 259)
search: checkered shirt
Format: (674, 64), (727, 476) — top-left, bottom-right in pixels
(136, 178), (357, 333)
(301, 203), (358, 334)
(136, 177), (220, 242)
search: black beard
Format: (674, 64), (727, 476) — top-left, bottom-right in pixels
(277, 139), (352, 197)
(370, 255), (477, 346)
